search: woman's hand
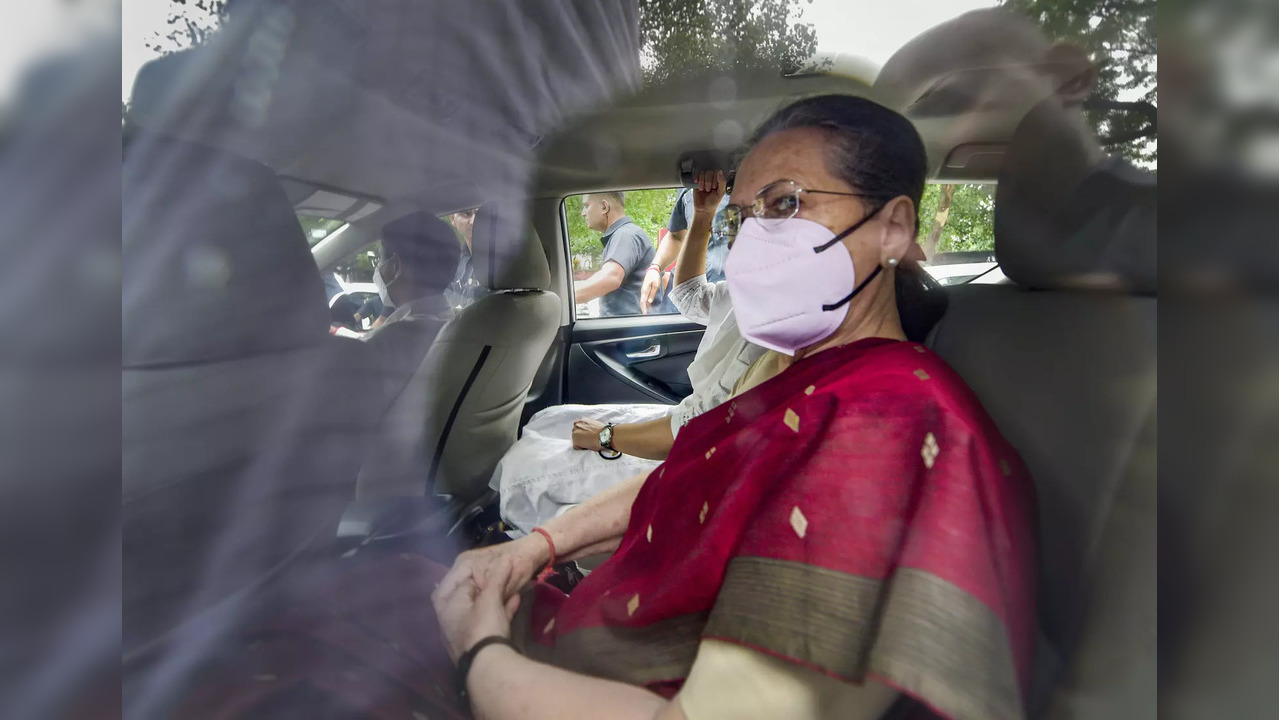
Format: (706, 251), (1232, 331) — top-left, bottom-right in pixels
(437, 534), (549, 603)
(692, 170), (726, 215)
(432, 556), (522, 663)
(571, 419), (606, 451)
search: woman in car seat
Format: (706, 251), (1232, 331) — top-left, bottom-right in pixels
(502, 169), (944, 535)
(178, 95), (1034, 720)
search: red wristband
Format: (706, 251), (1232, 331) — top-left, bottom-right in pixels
(531, 527), (557, 581)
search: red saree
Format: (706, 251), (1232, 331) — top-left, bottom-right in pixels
(519, 337), (1036, 719)
(171, 338), (1034, 720)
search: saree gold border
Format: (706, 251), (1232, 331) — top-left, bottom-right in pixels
(705, 557), (1024, 720)
(537, 612), (709, 686)
(703, 556), (883, 678)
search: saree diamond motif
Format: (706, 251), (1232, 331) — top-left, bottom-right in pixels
(914, 369), (931, 381)
(627, 593), (640, 616)
(790, 506), (808, 538)
(914, 345), (927, 352)
(921, 432), (939, 468)
(543, 618), (555, 634)
(646, 524), (653, 542)
(699, 501), (709, 524)
(705, 446), (716, 460)
(783, 408), (800, 433)
(804, 385), (816, 395)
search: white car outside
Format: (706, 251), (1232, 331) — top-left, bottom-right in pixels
(922, 258), (1003, 286)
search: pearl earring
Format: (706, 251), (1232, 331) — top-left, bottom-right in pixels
(886, 257), (898, 267)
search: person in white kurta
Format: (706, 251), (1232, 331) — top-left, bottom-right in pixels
(493, 281), (762, 535)
(494, 173), (761, 534)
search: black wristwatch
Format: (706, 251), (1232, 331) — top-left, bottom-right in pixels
(598, 423), (622, 460)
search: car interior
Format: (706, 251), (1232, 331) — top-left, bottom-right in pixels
(122, 4), (1155, 717)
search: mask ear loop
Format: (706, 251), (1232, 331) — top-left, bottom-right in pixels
(822, 265), (882, 311)
(814, 204), (885, 311)
(382, 255), (402, 286)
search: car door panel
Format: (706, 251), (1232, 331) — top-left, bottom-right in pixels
(564, 317), (705, 405)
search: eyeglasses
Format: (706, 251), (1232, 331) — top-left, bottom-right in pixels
(719, 179), (885, 239)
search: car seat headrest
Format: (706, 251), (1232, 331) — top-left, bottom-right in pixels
(471, 208), (552, 291)
(994, 99), (1156, 295)
(123, 135), (329, 366)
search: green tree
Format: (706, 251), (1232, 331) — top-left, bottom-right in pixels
(640, 0), (819, 84)
(917, 184), (996, 256)
(1002, 0), (1157, 165)
(297, 216), (346, 247)
(148, 0), (227, 53)
(156, 0), (820, 85)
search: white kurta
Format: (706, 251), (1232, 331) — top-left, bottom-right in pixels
(666, 275), (765, 437)
(493, 275), (763, 534)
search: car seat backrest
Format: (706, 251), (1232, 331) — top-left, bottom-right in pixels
(123, 137), (330, 366)
(352, 212), (462, 497)
(122, 135), (377, 708)
(354, 208), (559, 503)
(925, 120), (1156, 719)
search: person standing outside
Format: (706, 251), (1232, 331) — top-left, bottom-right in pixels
(446, 207), (483, 307)
(573, 192), (655, 317)
(639, 187), (731, 313)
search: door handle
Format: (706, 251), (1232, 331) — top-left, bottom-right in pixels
(625, 344), (662, 360)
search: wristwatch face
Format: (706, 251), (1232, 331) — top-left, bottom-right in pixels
(599, 424), (613, 449)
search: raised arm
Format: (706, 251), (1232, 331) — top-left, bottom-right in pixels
(672, 171), (726, 288)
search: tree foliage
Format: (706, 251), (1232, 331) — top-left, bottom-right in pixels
(639, 0), (819, 85)
(154, 0), (819, 86)
(917, 184), (995, 255)
(147, 0), (227, 54)
(564, 189), (680, 269)
(1002, 0), (1157, 165)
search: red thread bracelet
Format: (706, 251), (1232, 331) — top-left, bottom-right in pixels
(531, 527), (556, 581)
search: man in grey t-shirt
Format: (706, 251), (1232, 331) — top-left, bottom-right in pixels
(574, 192), (655, 316)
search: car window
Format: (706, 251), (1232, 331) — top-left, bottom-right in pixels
(565, 188), (727, 319)
(917, 183), (999, 286)
(324, 240), (386, 333)
(298, 215), (347, 247)
(334, 242), (383, 286)
(564, 183), (998, 317)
